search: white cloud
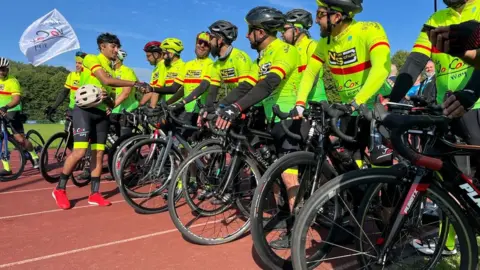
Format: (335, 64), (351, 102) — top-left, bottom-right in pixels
(75, 23), (149, 40)
(131, 67), (152, 82)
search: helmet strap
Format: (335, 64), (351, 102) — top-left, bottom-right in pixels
(218, 45), (233, 61)
(325, 8), (345, 45)
(252, 31), (269, 50)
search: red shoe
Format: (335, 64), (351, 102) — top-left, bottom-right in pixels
(88, 193), (111, 206)
(52, 188), (71, 209)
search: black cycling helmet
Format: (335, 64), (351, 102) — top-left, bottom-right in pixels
(443, 0), (466, 7)
(316, 0), (363, 18)
(208, 20), (238, 43)
(97, 33), (121, 47)
(246, 6), (286, 34)
(285, 9), (313, 29)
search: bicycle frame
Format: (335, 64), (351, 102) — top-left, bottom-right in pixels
(0, 118), (10, 161)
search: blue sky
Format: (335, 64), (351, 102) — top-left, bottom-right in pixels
(2, 0), (446, 81)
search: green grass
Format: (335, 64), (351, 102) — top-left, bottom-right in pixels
(435, 236), (480, 269)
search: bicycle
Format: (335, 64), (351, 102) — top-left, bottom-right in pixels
(249, 101), (374, 269)
(0, 114), (44, 181)
(117, 101), (220, 214)
(166, 105), (292, 245)
(291, 102), (479, 269)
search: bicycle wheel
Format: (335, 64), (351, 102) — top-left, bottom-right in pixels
(291, 166), (478, 270)
(0, 137), (26, 181)
(108, 133), (138, 178)
(168, 145), (260, 245)
(26, 129), (45, 164)
(39, 132), (90, 187)
(250, 151), (338, 270)
(118, 137), (183, 214)
(112, 134), (151, 184)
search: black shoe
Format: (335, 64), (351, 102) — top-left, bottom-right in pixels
(269, 232), (291, 250)
(0, 169), (12, 177)
(211, 193), (232, 205)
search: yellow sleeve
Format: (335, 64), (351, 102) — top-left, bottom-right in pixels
(10, 78), (21, 96)
(173, 63), (186, 85)
(236, 52), (257, 86)
(123, 67), (138, 82)
(204, 64), (221, 87)
(270, 43), (297, 79)
(411, 15), (436, 58)
(64, 72), (74, 89)
(150, 62), (164, 87)
(354, 22), (391, 105)
(83, 55), (102, 73)
(296, 40), (325, 106)
(249, 62), (259, 85)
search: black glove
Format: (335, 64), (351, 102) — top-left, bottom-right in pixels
(453, 89), (477, 110)
(442, 20), (480, 56)
(218, 104), (241, 122)
(134, 82), (152, 93)
(290, 105), (305, 119)
(44, 106), (56, 115)
(169, 102), (185, 112)
(0, 106), (8, 115)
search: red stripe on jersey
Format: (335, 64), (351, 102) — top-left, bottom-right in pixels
(369, 42), (390, 52)
(330, 61), (372, 75)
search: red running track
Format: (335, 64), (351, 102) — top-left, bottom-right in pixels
(0, 163), (265, 270)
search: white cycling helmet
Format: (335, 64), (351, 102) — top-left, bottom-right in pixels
(118, 49), (127, 61)
(0, 57), (10, 68)
(75, 84), (103, 108)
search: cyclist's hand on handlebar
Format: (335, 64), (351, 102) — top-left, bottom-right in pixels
(44, 106), (56, 116)
(443, 93), (466, 118)
(197, 107), (213, 127)
(290, 105), (305, 120)
(0, 106), (7, 117)
(134, 82), (152, 93)
(216, 104), (240, 130)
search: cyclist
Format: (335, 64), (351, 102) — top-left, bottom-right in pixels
(45, 51), (87, 127)
(0, 57), (40, 175)
(215, 7), (300, 221)
(293, 0), (391, 169)
(141, 41), (164, 108)
(283, 9), (327, 104)
(52, 33), (148, 210)
(175, 20), (258, 126)
(152, 34), (213, 138)
(110, 49), (139, 137)
(147, 38), (186, 104)
(389, 0), (480, 255)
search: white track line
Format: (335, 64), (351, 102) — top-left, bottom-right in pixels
(0, 199), (127, 220)
(0, 228), (179, 268)
(0, 220), (219, 268)
(0, 182), (117, 195)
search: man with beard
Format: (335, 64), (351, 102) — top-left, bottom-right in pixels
(418, 60), (437, 104)
(146, 38), (186, 103)
(141, 41), (164, 108)
(293, 0), (391, 169)
(151, 33), (213, 139)
(283, 9), (326, 116)
(174, 21), (259, 127)
(215, 8), (301, 247)
(52, 33), (149, 209)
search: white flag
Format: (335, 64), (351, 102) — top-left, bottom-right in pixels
(19, 9), (80, 66)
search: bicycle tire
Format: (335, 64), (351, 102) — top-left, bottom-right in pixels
(291, 167), (478, 270)
(39, 132), (70, 183)
(250, 151), (338, 270)
(0, 137), (26, 181)
(118, 137), (183, 214)
(112, 134), (151, 185)
(25, 129), (45, 167)
(168, 145), (261, 245)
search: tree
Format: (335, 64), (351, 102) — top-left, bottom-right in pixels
(8, 61), (69, 121)
(391, 50), (410, 70)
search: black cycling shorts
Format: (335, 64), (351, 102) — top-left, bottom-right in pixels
(453, 109), (480, 145)
(72, 106), (108, 150)
(179, 111), (199, 141)
(7, 111), (25, 135)
(109, 113), (134, 137)
(271, 119), (302, 155)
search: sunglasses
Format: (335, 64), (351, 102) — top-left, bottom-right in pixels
(248, 26), (259, 34)
(197, 39), (210, 47)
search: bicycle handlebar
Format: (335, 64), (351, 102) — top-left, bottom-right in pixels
(362, 103), (448, 170)
(271, 105), (301, 141)
(159, 100), (199, 131)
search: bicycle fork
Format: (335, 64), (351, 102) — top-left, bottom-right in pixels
(377, 167), (429, 265)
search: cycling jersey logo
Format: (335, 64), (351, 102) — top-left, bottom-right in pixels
(328, 48), (357, 66)
(0, 85), (4, 91)
(259, 63), (272, 76)
(73, 128), (88, 137)
(166, 72), (178, 79)
(220, 68), (236, 79)
(73, 80), (79, 86)
(337, 79), (360, 91)
(153, 72), (159, 81)
(435, 58), (470, 81)
(186, 70), (202, 78)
